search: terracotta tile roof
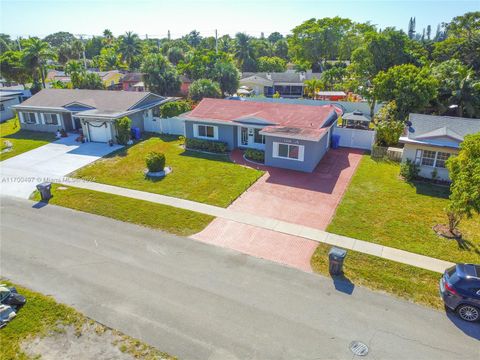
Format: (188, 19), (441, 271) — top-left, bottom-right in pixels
(184, 98), (341, 140)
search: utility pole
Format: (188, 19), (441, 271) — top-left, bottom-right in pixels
(76, 34), (88, 70)
(167, 30), (171, 40)
(17, 37), (22, 50)
(215, 29), (218, 53)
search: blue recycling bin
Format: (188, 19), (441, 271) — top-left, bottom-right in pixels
(131, 127), (141, 140)
(331, 134), (340, 149)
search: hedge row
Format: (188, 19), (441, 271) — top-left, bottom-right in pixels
(245, 149), (265, 163)
(185, 138), (228, 153)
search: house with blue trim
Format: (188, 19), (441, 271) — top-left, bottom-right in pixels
(180, 98), (343, 172)
(12, 89), (172, 143)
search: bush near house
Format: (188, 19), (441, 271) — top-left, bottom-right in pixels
(185, 138), (228, 153)
(245, 149), (265, 163)
(115, 116), (132, 145)
(400, 158), (420, 181)
(159, 100), (192, 118)
(146, 151), (166, 172)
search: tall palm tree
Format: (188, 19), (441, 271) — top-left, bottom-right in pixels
(103, 29), (114, 46)
(22, 38), (55, 88)
(234, 33), (255, 71)
(451, 67), (480, 118)
(118, 31), (141, 69)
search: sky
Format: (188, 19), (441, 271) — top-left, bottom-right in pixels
(1, 0), (478, 39)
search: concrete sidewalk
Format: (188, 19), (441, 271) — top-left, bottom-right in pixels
(59, 178), (454, 274)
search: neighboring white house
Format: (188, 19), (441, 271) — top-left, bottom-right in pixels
(0, 90), (29, 122)
(399, 113), (480, 181)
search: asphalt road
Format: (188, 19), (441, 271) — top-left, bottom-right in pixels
(1, 196), (478, 360)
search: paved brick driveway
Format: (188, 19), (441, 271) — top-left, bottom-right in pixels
(192, 148), (364, 271)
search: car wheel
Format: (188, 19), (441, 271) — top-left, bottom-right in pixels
(457, 304), (480, 322)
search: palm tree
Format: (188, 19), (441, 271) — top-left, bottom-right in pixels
(22, 38), (55, 88)
(102, 29), (114, 46)
(234, 33), (255, 71)
(303, 79), (322, 99)
(451, 67), (480, 118)
(118, 31), (141, 69)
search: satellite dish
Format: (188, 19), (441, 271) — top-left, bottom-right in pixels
(408, 126), (415, 133)
(406, 121), (412, 127)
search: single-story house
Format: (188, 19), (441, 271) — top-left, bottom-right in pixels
(122, 73), (144, 91)
(12, 89), (172, 143)
(239, 70), (322, 98)
(180, 98), (342, 172)
(46, 70), (123, 89)
(0, 90), (24, 122)
(399, 113), (480, 181)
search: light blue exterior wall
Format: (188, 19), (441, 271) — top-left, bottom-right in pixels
(17, 110), (69, 132)
(129, 111), (145, 131)
(184, 120), (237, 150)
(264, 132), (329, 172)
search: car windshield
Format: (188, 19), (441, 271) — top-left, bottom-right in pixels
(0, 288), (11, 302)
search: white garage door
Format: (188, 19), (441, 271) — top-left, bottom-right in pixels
(88, 122), (111, 143)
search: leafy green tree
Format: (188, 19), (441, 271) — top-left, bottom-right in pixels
(85, 36), (104, 58)
(373, 101), (404, 146)
(213, 60), (240, 95)
(432, 59), (480, 118)
(373, 64), (438, 119)
(257, 56), (286, 72)
(267, 32), (283, 43)
(167, 46), (185, 65)
(0, 37), (10, 53)
(0, 51), (31, 85)
(320, 67), (347, 90)
(445, 133), (480, 232)
(141, 53), (180, 96)
(22, 38), (56, 88)
(118, 31), (141, 69)
(273, 39), (289, 60)
(43, 31), (76, 47)
(188, 79), (222, 101)
(159, 100), (192, 118)
(96, 47), (126, 70)
(184, 30), (202, 48)
(289, 17), (354, 70)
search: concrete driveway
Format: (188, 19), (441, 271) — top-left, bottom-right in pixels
(193, 148), (364, 271)
(0, 135), (122, 198)
(2, 197), (478, 360)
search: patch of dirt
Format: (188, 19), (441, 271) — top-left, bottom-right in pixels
(433, 224), (462, 239)
(22, 322), (170, 360)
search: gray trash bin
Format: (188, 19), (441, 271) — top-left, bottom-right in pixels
(328, 247), (347, 275)
(36, 182), (52, 201)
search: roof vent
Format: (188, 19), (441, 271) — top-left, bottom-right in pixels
(353, 110), (363, 115)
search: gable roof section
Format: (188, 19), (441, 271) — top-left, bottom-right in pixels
(14, 89), (165, 115)
(399, 113), (480, 149)
(240, 71), (322, 85)
(183, 98), (341, 141)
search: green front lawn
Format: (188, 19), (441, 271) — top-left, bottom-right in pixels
(311, 243), (443, 309)
(0, 117), (56, 161)
(32, 184), (214, 236)
(328, 156), (480, 263)
(71, 135), (264, 208)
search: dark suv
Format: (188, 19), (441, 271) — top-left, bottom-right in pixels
(440, 264), (480, 322)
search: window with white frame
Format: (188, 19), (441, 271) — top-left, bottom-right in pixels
(435, 152), (450, 168)
(23, 112), (37, 124)
(194, 124), (217, 139)
(253, 128), (265, 144)
(273, 142), (304, 161)
(415, 149), (451, 168)
(44, 113), (59, 125)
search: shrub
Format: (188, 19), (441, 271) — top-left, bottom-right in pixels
(188, 79), (222, 102)
(185, 138), (228, 153)
(146, 152), (166, 172)
(159, 100), (192, 118)
(400, 159), (419, 181)
(245, 149), (265, 163)
(115, 116), (132, 145)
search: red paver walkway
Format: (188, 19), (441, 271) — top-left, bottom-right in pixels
(193, 148), (364, 272)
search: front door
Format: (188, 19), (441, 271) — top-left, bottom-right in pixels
(241, 127), (249, 146)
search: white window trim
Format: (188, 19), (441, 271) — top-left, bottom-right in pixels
(415, 148), (451, 168)
(44, 113), (60, 126)
(272, 142), (305, 162)
(193, 123), (218, 140)
(22, 111), (38, 124)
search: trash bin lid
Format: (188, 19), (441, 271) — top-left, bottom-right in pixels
(328, 246), (347, 258)
(36, 182), (52, 188)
